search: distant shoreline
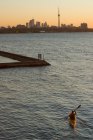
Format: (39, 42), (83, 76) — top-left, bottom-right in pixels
(0, 27), (93, 34)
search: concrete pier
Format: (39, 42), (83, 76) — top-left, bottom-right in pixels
(0, 51), (50, 69)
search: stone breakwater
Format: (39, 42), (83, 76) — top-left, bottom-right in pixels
(0, 51), (50, 69)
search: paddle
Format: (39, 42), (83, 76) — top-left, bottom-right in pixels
(73, 105), (81, 112)
(65, 105), (81, 120)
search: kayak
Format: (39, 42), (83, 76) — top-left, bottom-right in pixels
(68, 105), (81, 128)
(69, 117), (77, 128)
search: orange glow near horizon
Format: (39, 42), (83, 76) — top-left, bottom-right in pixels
(1, 15), (93, 29)
(0, 0), (93, 28)
(1, 18), (93, 28)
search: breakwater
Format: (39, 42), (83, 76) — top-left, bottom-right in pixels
(0, 50), (50, 68)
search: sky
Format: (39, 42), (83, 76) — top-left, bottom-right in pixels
(0, 0), (93, 28)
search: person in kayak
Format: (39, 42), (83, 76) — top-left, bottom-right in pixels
(69, 110), (76, 120)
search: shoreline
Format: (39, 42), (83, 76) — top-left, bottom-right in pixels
(0, 27), (93, 34)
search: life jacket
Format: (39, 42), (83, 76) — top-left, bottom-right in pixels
(69, 111), (76, 120)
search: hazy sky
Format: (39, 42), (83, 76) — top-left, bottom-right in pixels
(0, 0), (93, 27)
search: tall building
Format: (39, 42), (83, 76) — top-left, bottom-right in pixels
(36, 21), (41, 28)
(58, 8), (60, 27)
(42, 22), (48, 28)
(43, 22), (48, 27)
(29, 19), (35, 28)
(80, 23), (88, 29)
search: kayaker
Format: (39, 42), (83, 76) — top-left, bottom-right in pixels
(69, 110), (76, 120)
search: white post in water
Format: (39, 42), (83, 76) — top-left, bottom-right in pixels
(43, 54), (44, 60)
(38, 54), (42, 60)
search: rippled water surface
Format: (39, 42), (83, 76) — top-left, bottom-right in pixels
(0, 33), (93, 140)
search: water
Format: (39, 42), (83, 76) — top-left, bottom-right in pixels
(0, 33), (93, 140)
(0, 56), (18, 63)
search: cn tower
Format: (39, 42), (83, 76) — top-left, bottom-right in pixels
(58, 8), (60, 27)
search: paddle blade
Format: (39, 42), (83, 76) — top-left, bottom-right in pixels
(74, 105), (81, 111)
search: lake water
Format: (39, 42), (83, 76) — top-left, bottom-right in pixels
(0, 33), (93, 140)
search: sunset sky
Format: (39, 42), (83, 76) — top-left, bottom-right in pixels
(0, 0), (93, 28)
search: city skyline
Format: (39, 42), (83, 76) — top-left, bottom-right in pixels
(0, 0), (93, 28)
(25, 18), (88, 29)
